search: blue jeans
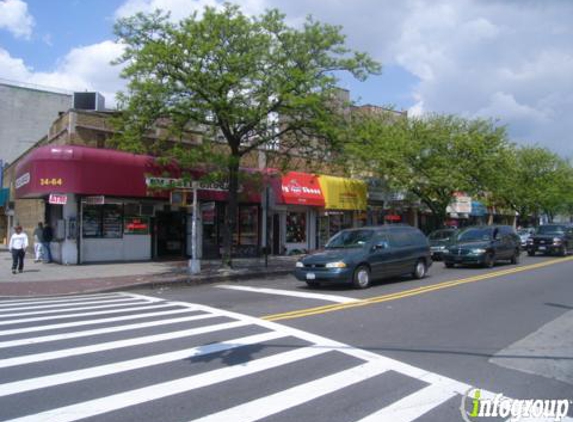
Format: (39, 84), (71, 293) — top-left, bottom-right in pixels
(42, 242), (53, 262)
(11, 249), (25, 271)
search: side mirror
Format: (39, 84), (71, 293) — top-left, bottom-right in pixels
(373, 241), (389, 251)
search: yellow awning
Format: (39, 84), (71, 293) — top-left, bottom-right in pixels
(318, 175), (367, 211)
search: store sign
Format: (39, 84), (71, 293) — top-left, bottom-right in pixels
(123, 217), (150, 235)
(49, 193), (67, 205)
(15, 172), (30, 189)
(85, 195), (105, 205)
(280, 172), (325, 206)
(145, 177), (237, 192)
(448, 192), (472, 214)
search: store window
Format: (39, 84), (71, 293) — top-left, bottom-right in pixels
(82, 204), (123, 238)
(238, 205), (259, 246)
(286, 212), (307, 243)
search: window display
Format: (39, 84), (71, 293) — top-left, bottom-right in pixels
(239, 205), (259, 246)
(82, 206), (102, 238)
(286, 212), (306, 243)
(82, 204), (123, 238)
(103, 205), (123, 238)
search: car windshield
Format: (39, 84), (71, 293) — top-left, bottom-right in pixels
(325, 229), (374, 249)
(537, 225), (566, 235)
(456, 228), (492, 242)
(429, 230), (454, 241)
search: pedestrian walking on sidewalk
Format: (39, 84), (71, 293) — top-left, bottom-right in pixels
(9, 225), (29, 274)
(33, 222), (44, 262)
(42, 222), (53, 263)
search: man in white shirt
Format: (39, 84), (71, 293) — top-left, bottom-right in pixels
(9, 225), (29, 274)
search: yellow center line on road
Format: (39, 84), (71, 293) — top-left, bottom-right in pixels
(262, 256), (573, 322)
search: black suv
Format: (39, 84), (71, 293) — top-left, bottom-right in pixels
(442, 225), (521, 268)
(526, 224), (573, 256)
(294, 225), (431, 289)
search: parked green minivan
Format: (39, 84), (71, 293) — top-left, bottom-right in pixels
(294, 225), (432, 289)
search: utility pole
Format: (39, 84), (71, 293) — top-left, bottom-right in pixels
(189, 181), (201, 274)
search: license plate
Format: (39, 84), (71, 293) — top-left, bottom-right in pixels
(306, 273), (316, 280)
(538, 246), (546, 250)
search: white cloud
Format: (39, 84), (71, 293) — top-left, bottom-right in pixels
(0, 41), (125, 107)
(0, 0), (34, 39)
(3, 0), (573, 155)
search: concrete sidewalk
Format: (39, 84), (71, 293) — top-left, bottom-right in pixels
(0, 251), (297, 297)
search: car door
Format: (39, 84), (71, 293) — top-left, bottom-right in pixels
(368, 232), (393, 279)
(389, 229), (417, 275)
(499, 226), (516, 258)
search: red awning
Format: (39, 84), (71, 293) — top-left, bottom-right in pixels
(274, 171), (325, 207)
(14, 145), (261, 202)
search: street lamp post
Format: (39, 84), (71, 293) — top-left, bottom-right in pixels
(189, 181), (201, 274)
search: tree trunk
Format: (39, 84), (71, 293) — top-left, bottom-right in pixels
(222, 156), (240, 268)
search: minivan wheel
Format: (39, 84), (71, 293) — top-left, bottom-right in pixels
(527, 250), (535, 257)
(412, 260), (427, 279)
(445, 262), (455, 268)
(510, 249), (520, 265)
(484, 253), (495, 268)
(560, 245), (568, 257)
(352, 265), (371, 289)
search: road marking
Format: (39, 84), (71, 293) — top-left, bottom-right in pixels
(0, 312), (216, 349)
(0, 302), (174, 327)
(190, 361), (389, 422)
(216, 285), (359, 303)
(0, 297), (144, 318)
(0, 293), (125, 308)
(1, 293), (562, 422)
(356, 380), (458, 422)
(0, 331), (287, 397)
(0, 307), (196, 336)
(0, 296), (144, 313)
(4, 346), (328, 422)
(0, 319), (249, 368)
(263, 256), (573, 321)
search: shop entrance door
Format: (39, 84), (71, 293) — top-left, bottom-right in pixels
(155, 211), (186, 258)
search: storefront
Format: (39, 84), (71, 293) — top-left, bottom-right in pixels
(270, 171), (324, 255)
(316, 175), (367, 248)
(13, 145), (263, 264)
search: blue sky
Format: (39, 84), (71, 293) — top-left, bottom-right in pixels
(1, 0), (572, 156)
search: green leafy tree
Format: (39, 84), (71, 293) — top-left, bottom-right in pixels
(346, 113), (511, 227)
(112, 4), (379, 265)
(497, 146), (573, 224)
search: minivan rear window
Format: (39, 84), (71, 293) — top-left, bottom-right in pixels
(326, 229), (374, 249)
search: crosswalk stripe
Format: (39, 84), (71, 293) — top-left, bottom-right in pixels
(0, 319), (250, 368)
(216, 285), (360, 303)
(0, 307), (197, 336)
(0, 303), (174, 327)
(0, 297), (149, 313)
(355, 380), (458, 422)
(4, 346), (327, 422)
(0, 330), (288, 397)
(0, 312), (217, 348)
(189, 361), (389, 422)
(0, 298), (145, 318)
(0, 293), (125, 308)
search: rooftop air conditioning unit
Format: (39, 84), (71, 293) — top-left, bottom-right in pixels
(73, 92), (105, 111)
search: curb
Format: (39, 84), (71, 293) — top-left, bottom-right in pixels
(0, 268), (294, 298)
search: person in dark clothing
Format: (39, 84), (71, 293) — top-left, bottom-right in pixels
(42, 223), (54, 263)
(9, 225), (29, 274)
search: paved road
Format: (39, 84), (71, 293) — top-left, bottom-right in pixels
(1, 255), (572, 421)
